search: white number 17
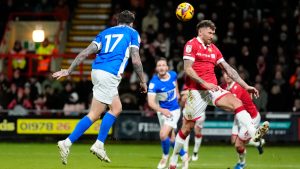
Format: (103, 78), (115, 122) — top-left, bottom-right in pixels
(104, 34), (124, 53)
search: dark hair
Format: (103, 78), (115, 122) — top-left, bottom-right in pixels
(196, 20), (216, 31)
(155, 57), (168, 64)
(117, 10), (135, 24)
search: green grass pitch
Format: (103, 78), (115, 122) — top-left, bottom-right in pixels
(0, 142), (299, 169)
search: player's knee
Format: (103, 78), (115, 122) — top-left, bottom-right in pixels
(159, 131), (168, 140)
(87, 112), (99, 122)
(110, 106), (122, 116)
(235, 146), (245, 154)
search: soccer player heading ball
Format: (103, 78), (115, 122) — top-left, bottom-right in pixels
(168, 20), (269, 169)
(53, 10), (147, 165)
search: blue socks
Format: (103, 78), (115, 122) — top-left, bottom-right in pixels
(68, 115), (92, 143)
(171, 141), (186, 156)
(97, 112), (116, 143)
(161, 137), (171, 155)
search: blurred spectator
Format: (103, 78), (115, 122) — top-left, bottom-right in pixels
(0, 72), (10, 109)
(36, 38), (57, 73)
(267, 84), (287, 112)
(44, 84), (61, 109)
(10, 40), (27, 71)
(0, 72), (9, 93)
(152, 33), (170, 58)
(228, 56), (237, 69)
(53, 0), (70, 20)
(253, 83), (268, 112)
(108, 4), (121, 26)
(272, 71), (286, 87)
(292, 98), (300, 112)
(6, 83), (18, 107)
(11, 69), (26, 88)
(42, 72), (63, 93)
(76, 77), (93, 108)
(289, 66), (300, 87)
(291, 80), (300, 102)
(142, 8), (159, 33)
(61, 81), (84, 116)
(256, 56), (267, 77)
(33, 94), (47, 115)
(25, 76), (42, 101)
(8, 87), (32, 116)
(34, 0), (53, 12)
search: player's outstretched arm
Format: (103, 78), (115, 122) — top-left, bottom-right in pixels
(52, 43), (99, 79)
(130, 47), (147, 93)
(184, 59), (218, 91)
(219, 61), (259, 98)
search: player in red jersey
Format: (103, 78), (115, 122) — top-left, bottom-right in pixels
(168, 20), (269, 169)
(221, 71), (265, 169)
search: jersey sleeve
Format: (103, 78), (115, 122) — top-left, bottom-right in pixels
(183, 40), (196, 61)
(215, 46), (224, 64)
(170, 71), (177, 81)
(130, 30), (140, 49)
(92, 33), (102, 51)
(147, 79), (157, 94)
(235, 85), (245, 99)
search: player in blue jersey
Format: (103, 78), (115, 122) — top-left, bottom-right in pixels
(52, 10), (147, 165)
(147, 57), (189, 169)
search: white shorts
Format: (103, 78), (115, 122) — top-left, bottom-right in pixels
(157, 109), (181, 129)
(182, 107), (206, 128)
(91, 69), (121, 105)
(195, 114), (206, 128)
(232, 113), (261, 141)
(183, 88), (230, 120)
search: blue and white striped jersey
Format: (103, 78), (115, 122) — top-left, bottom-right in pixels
(148, 71), (180, 111)
(92, 25), (140, 77)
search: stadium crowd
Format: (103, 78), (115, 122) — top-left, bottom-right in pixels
(1, 0), (300, 116)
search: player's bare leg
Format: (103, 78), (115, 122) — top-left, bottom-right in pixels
(169, 118), (194, 169)
(216, 94), (269, 140)
(58, 98), (107, 165)
(233, 137), (247, 169)
(90, 96), (122, 163)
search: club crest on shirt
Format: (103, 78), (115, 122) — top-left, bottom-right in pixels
(208, 47), (212, 53)
(149, 83), (155, 89)
(186, 45), (192, 53)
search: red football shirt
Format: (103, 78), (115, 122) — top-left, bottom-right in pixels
(183, 37), (224, 90)
(221, 82), (258, 118)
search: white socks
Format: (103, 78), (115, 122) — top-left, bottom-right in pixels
(95, 140), (104, 148)
(65, 138), (72, 147)
(184, 135), (190, 152)
(238, 150), (246, 164)
(193, 137), (202, 153)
